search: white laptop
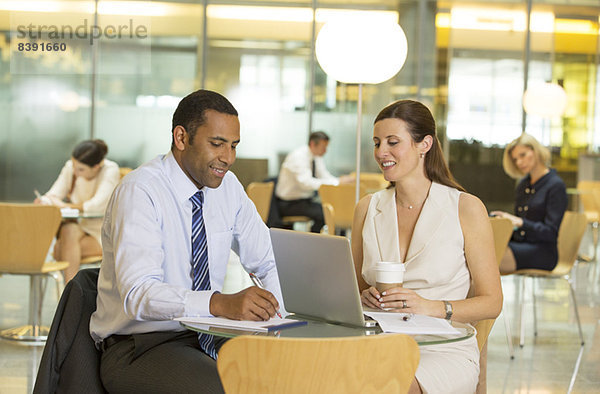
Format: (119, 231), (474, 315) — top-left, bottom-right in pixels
(270, 228), (376, 328)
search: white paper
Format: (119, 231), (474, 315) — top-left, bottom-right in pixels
(174, 316), (304, 332)
(364, 311), (461, 335)
(60, 207), (80, 217)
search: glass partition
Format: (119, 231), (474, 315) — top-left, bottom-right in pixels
(0, 0), (598, 206)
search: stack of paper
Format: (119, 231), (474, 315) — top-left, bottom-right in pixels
(363, 311), (461, 335)
(60, 207), (80, 217)
(174, 316), (307, 333)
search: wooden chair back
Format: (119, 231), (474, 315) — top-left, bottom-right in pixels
(353, 172), (389, 192)
(0, 204), (62, 273)
(489, 217), (514, 269)
(217, 334), (419, 394)
(474, 217), (513, 351)
(576, 180), (600, 222)
(553, 211), (587, 276)
(246, 182), (274, 223)
(318, 184), (362, 230)
(322, 203), (335, 235)
(119, 167), (133, 179)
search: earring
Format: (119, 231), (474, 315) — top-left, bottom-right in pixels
(419, 152), (425, 158)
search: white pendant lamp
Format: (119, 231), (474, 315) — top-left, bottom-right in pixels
(315, 14), (408, 202)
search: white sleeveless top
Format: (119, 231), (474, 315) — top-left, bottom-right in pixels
(362, 182), (471, 302)
(362, 182), (479, 393)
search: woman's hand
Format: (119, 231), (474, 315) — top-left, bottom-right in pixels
(490, 210), (523, 228)
(379, 287), (444, 317)
(361, 287), (382, 309)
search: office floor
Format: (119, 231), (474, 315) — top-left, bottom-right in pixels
(1, 242), (599, 393)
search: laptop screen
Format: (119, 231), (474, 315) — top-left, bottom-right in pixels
(270, 229), (366, 327)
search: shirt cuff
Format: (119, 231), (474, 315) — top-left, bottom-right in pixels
(184, 289), (217, 317)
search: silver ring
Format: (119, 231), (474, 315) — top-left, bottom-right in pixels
(402, 300), (407, 309)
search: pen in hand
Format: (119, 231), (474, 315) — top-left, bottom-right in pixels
(249, 272), (283, 319)
(34, 189), (42, 199)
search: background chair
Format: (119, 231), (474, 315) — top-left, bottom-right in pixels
(512, 211), (587, 347)
(33, 268), (106, 393)
(318, 184), (365, 235)
(474, 217), (514, 393)
(0, 204), (70, 343)
(217, 334), (419, 394)
(575, 180), (600, 262)
(246, 181), (274, 223)
(351, 172), (389, 193)
(322, 202), (336, 235)
(118, 167), (133, 179)
(486, 216), (516, 359)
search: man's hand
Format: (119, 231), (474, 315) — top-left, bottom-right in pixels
(209, 287), (279, 321)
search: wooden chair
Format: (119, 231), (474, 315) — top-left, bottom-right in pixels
(0, 204), (70, 343)
(280, 215), (312, 231)
(217, 334), (420, 394)
(246, 181), (274, 223)
(512, 211), (587, 347)
(576, 180), (600, 261)
(318, 184), (364, 233)
(473, 217), (514, 393)
(322, 203), (335, 235)
(352, 172), (389, 193)
(119, 167), (133, 179)
(475, 217), (514, 354)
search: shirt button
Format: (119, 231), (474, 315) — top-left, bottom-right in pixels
(520, 230), (525, 236)
(525, 188), (530, 194)
(531, 189), (535, 194)
(518, 207), (523, 212)
(524, 206), (529, 211)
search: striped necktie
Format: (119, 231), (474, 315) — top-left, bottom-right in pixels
(190, 191), (217, 359)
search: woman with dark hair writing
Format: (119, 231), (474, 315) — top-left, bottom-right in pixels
(35, 139), (120, 282)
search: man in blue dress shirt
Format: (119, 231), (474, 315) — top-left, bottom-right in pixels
(90, 90), (283, 393)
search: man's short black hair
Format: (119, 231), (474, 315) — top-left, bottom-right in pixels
(171, 89), (238, 146)
(309, 131), (329, 144)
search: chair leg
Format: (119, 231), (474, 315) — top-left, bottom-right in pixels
(567, 278), (585, 346)
(48, 271), (65, 300)
(502, 310), (515, 359)
(592, 222), (599, 262)
(0, 275), (50, 343)
(532, 277), (538, 338)
(519, 276), (526, 348)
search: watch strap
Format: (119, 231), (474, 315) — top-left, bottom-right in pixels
(443, 300), (453, 320)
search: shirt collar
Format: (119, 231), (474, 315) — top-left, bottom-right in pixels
(163, 151), (204, 204)
(303, 145), (316, 160)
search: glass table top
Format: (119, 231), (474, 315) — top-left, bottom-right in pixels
(181, 317), (474, 347)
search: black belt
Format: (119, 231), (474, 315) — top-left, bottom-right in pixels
(100, 334), (131, 352)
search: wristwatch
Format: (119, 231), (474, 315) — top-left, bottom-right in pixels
(443, 300), (453, 321)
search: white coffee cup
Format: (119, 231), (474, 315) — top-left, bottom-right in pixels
(375, 262), (405, 292)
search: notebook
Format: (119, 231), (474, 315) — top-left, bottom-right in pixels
(270, 228), (374, 328)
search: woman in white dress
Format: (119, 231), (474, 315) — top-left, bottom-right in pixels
(35, 139), (120, 282)
(352, 100), (502, 393)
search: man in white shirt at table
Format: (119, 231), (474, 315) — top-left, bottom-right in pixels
(90, 89), (283, 393)
(275, 131), (353, 233)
